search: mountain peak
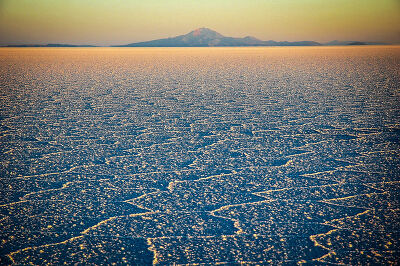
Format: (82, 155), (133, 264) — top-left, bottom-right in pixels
(187, 28), (224, 39)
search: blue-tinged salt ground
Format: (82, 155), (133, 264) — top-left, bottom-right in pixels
(0, 47), (399, 264)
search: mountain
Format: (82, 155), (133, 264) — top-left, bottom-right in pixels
(115, 28), (322, 47)
(325, 40), (386, 46)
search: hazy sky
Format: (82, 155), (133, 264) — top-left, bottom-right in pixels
(0, 0), (399, 45)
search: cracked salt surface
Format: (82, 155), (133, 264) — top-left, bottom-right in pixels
(0, 47), (399, 265)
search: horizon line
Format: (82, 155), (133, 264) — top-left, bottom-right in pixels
(1, 28), (395, 47)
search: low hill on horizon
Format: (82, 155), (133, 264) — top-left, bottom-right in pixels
(4, 44), (97, 47)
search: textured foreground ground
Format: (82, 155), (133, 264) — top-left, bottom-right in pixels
(0, 47), (399, 264)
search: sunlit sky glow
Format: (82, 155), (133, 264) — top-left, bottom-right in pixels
(0, 0), (399, 45)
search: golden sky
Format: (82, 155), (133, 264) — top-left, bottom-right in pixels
(0, 0), (399, 45)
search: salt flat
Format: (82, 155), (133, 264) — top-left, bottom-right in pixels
(0, 47), (399, 264)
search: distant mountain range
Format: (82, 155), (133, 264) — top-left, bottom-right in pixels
(114, 28), (387, 47)
(4, 28), (387, 47)
(115, 28), (322, 47)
